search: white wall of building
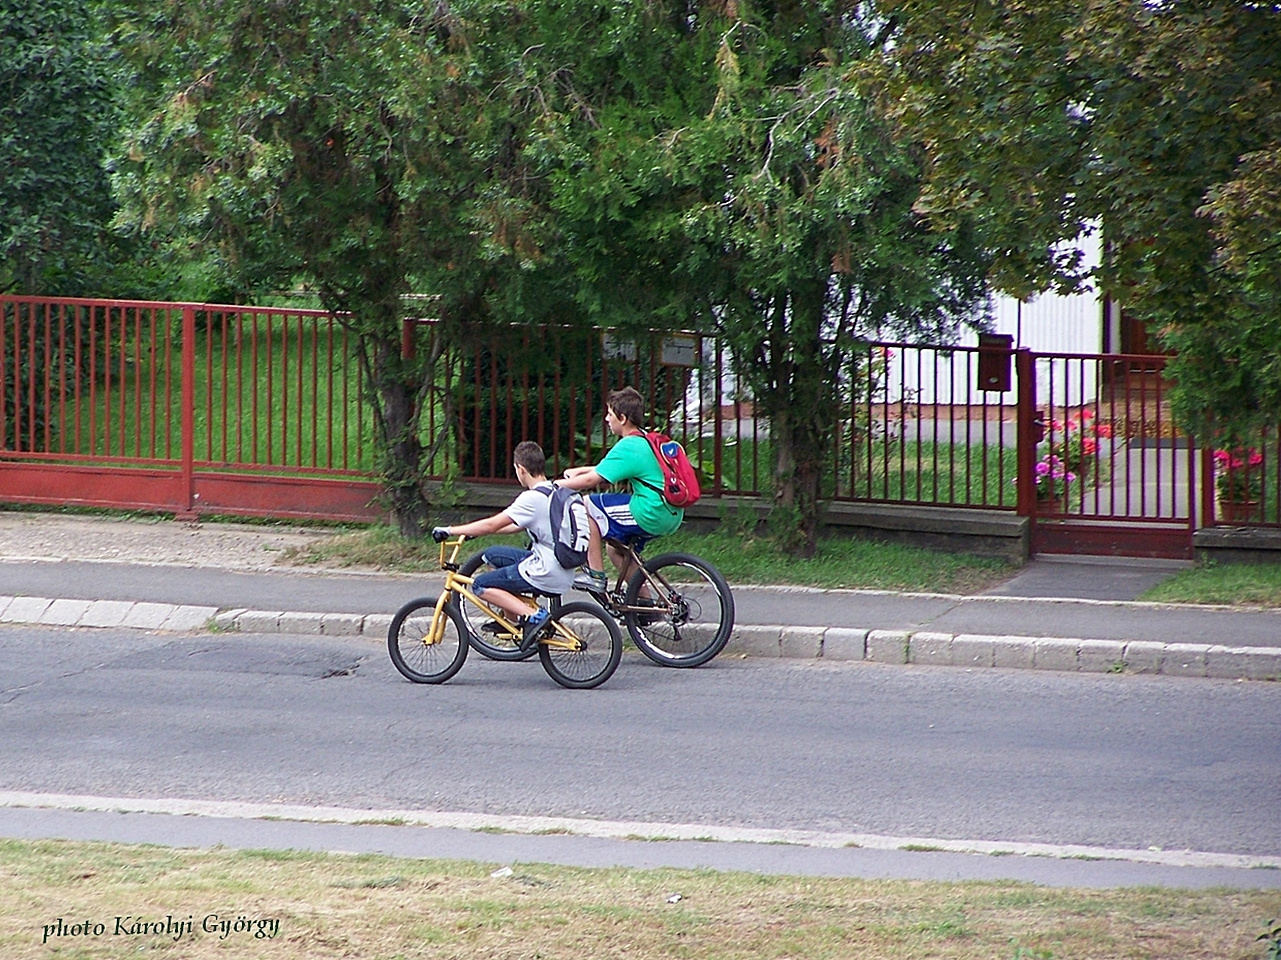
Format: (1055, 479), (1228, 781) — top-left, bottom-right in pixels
(891, 231), (1104, 407)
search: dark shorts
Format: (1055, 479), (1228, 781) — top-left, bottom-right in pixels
(472, 545), (536, 596)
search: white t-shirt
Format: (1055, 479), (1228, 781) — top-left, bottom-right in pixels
(503, 484), (576, 596)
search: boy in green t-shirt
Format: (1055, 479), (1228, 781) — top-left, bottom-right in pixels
(560, 386), (683, 588)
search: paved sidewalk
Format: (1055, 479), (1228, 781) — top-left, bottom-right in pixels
(3, 512), (1281, 680)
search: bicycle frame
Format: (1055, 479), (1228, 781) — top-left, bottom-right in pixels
(595, 538), (675, 615)
(432, 537), (583, 651)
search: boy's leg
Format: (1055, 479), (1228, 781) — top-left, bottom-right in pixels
(585, 493), (650, 587)
(577, 498), (610, 590)
(583, 513), (604, 572)
(473, 549), (539, 621)
(474, 585), (536, 622)
(606, 540), (643, 586)
(480, 545), (530, 569)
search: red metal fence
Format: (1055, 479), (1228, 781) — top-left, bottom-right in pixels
(3, 295), (1275, 556)
(0, 296), (379, 520)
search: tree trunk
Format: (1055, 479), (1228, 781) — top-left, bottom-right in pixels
(764, 288), (831, 559)
(367, 329), (433, 538)
(324, 275), (434, 539)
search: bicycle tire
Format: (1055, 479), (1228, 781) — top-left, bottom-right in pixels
(537, 600), (623, 689)
(388, 596), (469, 684)
(623, 552), (734, 667)
(457, 551), (540, 661)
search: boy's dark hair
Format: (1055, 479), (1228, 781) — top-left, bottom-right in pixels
(607, 387), (645, 429)
(513, 440), (546, 476)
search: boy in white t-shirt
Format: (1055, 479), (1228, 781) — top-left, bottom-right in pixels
(431, 441), (574, 646)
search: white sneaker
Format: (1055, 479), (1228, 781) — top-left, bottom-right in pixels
(573, 569), (608, 592)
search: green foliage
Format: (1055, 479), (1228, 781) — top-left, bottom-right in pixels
(1259, 918), (1281, 960)
(870, 0), (1281, 439)
(0, 0), (118, 294)
(109, 0), (504, 533)
(483, 1), (990, 556)
(1139, 561), (1281, 608)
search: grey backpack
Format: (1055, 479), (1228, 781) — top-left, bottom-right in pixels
(536, 483), (590, 569)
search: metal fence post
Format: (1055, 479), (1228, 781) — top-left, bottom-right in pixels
(1015, 348), (1037, 516)
(178, 304), (197, 519)
(1200, 444), (1217, 528)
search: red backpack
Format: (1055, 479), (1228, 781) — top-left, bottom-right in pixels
(639, 431), (702, 508)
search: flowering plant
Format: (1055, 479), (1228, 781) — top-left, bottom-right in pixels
(1213, 447), (1264, 502)
(1046, 409), (1112, 479)
(1033, 453), (1075, 500)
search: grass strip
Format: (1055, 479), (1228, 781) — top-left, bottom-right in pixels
(282, 523), (1014, 595)
(1140, 561), (1281, 607)
(3, 838), (1275, 960)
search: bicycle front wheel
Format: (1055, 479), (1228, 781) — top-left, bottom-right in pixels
(624, 552), (734, 667)
(456, 551), (546, 661)
(538, 600), (623, 690)
(388, 596), (469, 684)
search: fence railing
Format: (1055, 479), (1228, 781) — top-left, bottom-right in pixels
(4, 294), (1276, 538)
(1, 296), (380, 520)
(1, 297), (373, 476)
(442, 332), (1023, 509)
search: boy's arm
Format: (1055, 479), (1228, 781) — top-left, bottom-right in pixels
(440, 512), (519, 538)
(559, 468), (603, 490)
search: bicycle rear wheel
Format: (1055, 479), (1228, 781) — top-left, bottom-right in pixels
(388, 596), (469, 684)
(624, 552), (734, 667)
(457, 551), (539, 661)
(538, 600), (623, 689)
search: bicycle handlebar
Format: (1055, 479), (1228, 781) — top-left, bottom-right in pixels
(437, 534), (468, 568)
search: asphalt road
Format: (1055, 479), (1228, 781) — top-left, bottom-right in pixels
(3, 623), (1277, 862)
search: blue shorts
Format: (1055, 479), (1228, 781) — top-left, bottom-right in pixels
(586, 493), (655, 550)
(472, 545), (536, 596)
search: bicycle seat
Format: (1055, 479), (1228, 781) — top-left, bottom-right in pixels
(605, 533), (657, 552)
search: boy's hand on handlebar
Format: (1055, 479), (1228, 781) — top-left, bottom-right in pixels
(431, 526), (452, 543)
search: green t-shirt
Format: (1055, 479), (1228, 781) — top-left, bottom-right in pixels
(595, 434), (684, 536)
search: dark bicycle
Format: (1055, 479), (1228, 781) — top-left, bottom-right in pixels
(458, 536), (733, 668)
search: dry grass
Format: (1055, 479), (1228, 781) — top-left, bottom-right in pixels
(2, 838), (1276, 959)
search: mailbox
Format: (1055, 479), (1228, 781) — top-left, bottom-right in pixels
(977, 333), (1013, 392)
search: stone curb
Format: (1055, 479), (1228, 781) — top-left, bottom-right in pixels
(725, 623), (1281, 681)
(4, 594), (1279, 681)
(0, 595), (219, 633)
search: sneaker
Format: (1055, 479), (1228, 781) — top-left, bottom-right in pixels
(573, 568), (608, 593)
(521, 607), (551, 649)
(479, 620), (511, 637)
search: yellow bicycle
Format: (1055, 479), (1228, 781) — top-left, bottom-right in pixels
(387, 535), (623, 689)
(458, 537), (734, 668)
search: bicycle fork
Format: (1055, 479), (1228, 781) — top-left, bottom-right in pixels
(426, 593), (453, 645)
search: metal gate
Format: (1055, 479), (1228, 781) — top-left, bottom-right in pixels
(1015, 350), (1198, 559)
